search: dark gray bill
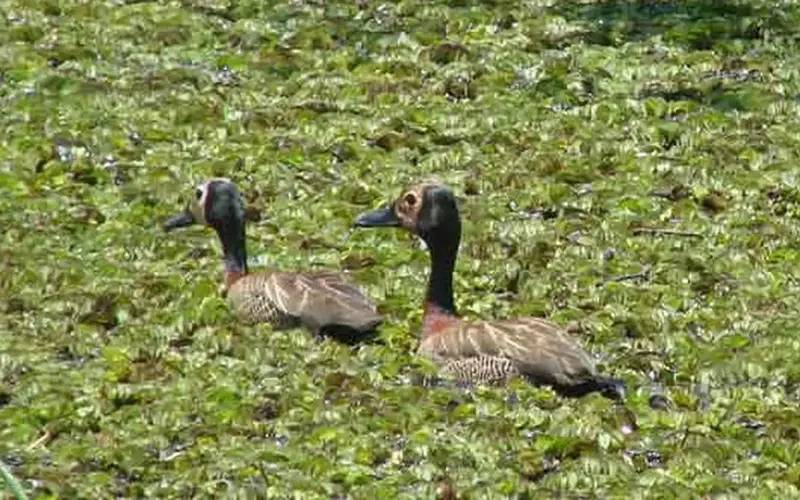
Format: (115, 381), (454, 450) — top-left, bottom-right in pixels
(163, 210), (196, 232)
(354, 206), (401, 228)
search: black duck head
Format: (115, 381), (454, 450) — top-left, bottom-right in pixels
(164, 178), (248, 276)
(354, 181), (461, 250)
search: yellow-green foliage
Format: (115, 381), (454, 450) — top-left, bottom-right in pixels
(2, 0), (800, 497)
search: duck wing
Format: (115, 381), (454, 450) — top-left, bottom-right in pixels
(418, 317), (598, 389)
(293, 271), (383, 333)
(230, 271), (381, 334)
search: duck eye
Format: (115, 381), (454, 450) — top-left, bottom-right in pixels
(404, 193), (417, 206)
(195, 188), (203, 200)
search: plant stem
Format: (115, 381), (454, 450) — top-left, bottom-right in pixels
(0, 459), (28, 500)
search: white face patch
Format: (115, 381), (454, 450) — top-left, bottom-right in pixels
(190, 182), (210, 225)
(191, 178), (236, 226)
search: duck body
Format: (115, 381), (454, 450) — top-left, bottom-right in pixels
(355, 182), (623, 399)
(226, 270), (382, 336)
(164, 178), (381, 341)
(418, 307), (618, 397)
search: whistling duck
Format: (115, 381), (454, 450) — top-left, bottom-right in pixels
(355, 181), (624, 399)
(164, 178), (382, 341)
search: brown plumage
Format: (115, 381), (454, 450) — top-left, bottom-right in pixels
(226, 270), (382, 335)
(164, 178), (381, 341)
(355, 182), (624, 399)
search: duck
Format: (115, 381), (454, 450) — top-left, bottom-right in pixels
(354, 181), (624, 399)
(164, 178), (382, 342)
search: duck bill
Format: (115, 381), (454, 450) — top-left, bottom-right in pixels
(354, 206), (401, 228)
(163, 209), (196, 232)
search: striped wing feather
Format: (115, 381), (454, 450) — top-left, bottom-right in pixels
(419, 317), (598, 388)
(229, 271), (381, 332)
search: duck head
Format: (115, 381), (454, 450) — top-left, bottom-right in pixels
(354, 182), (461, 250)
(164, 178), (245, 231)
(164, 178), (248, 283)
(355, 182), (461, 315)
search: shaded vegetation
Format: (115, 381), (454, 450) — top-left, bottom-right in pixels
(2, 0), (800, 496)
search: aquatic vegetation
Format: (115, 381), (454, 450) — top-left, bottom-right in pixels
(2, 0), (800, 497)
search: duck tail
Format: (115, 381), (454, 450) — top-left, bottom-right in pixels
(554, 376), (626, 400)
(595, 376), (626, 401)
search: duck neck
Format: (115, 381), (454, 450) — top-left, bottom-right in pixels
(424, 233), (459, 316)
(213, 220), (248, 287)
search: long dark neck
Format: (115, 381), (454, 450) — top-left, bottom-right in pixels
(214, 220), (248, 278)
(424, 232), (459, 315)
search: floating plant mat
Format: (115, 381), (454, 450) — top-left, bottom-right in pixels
(1, 0), (800, 497)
